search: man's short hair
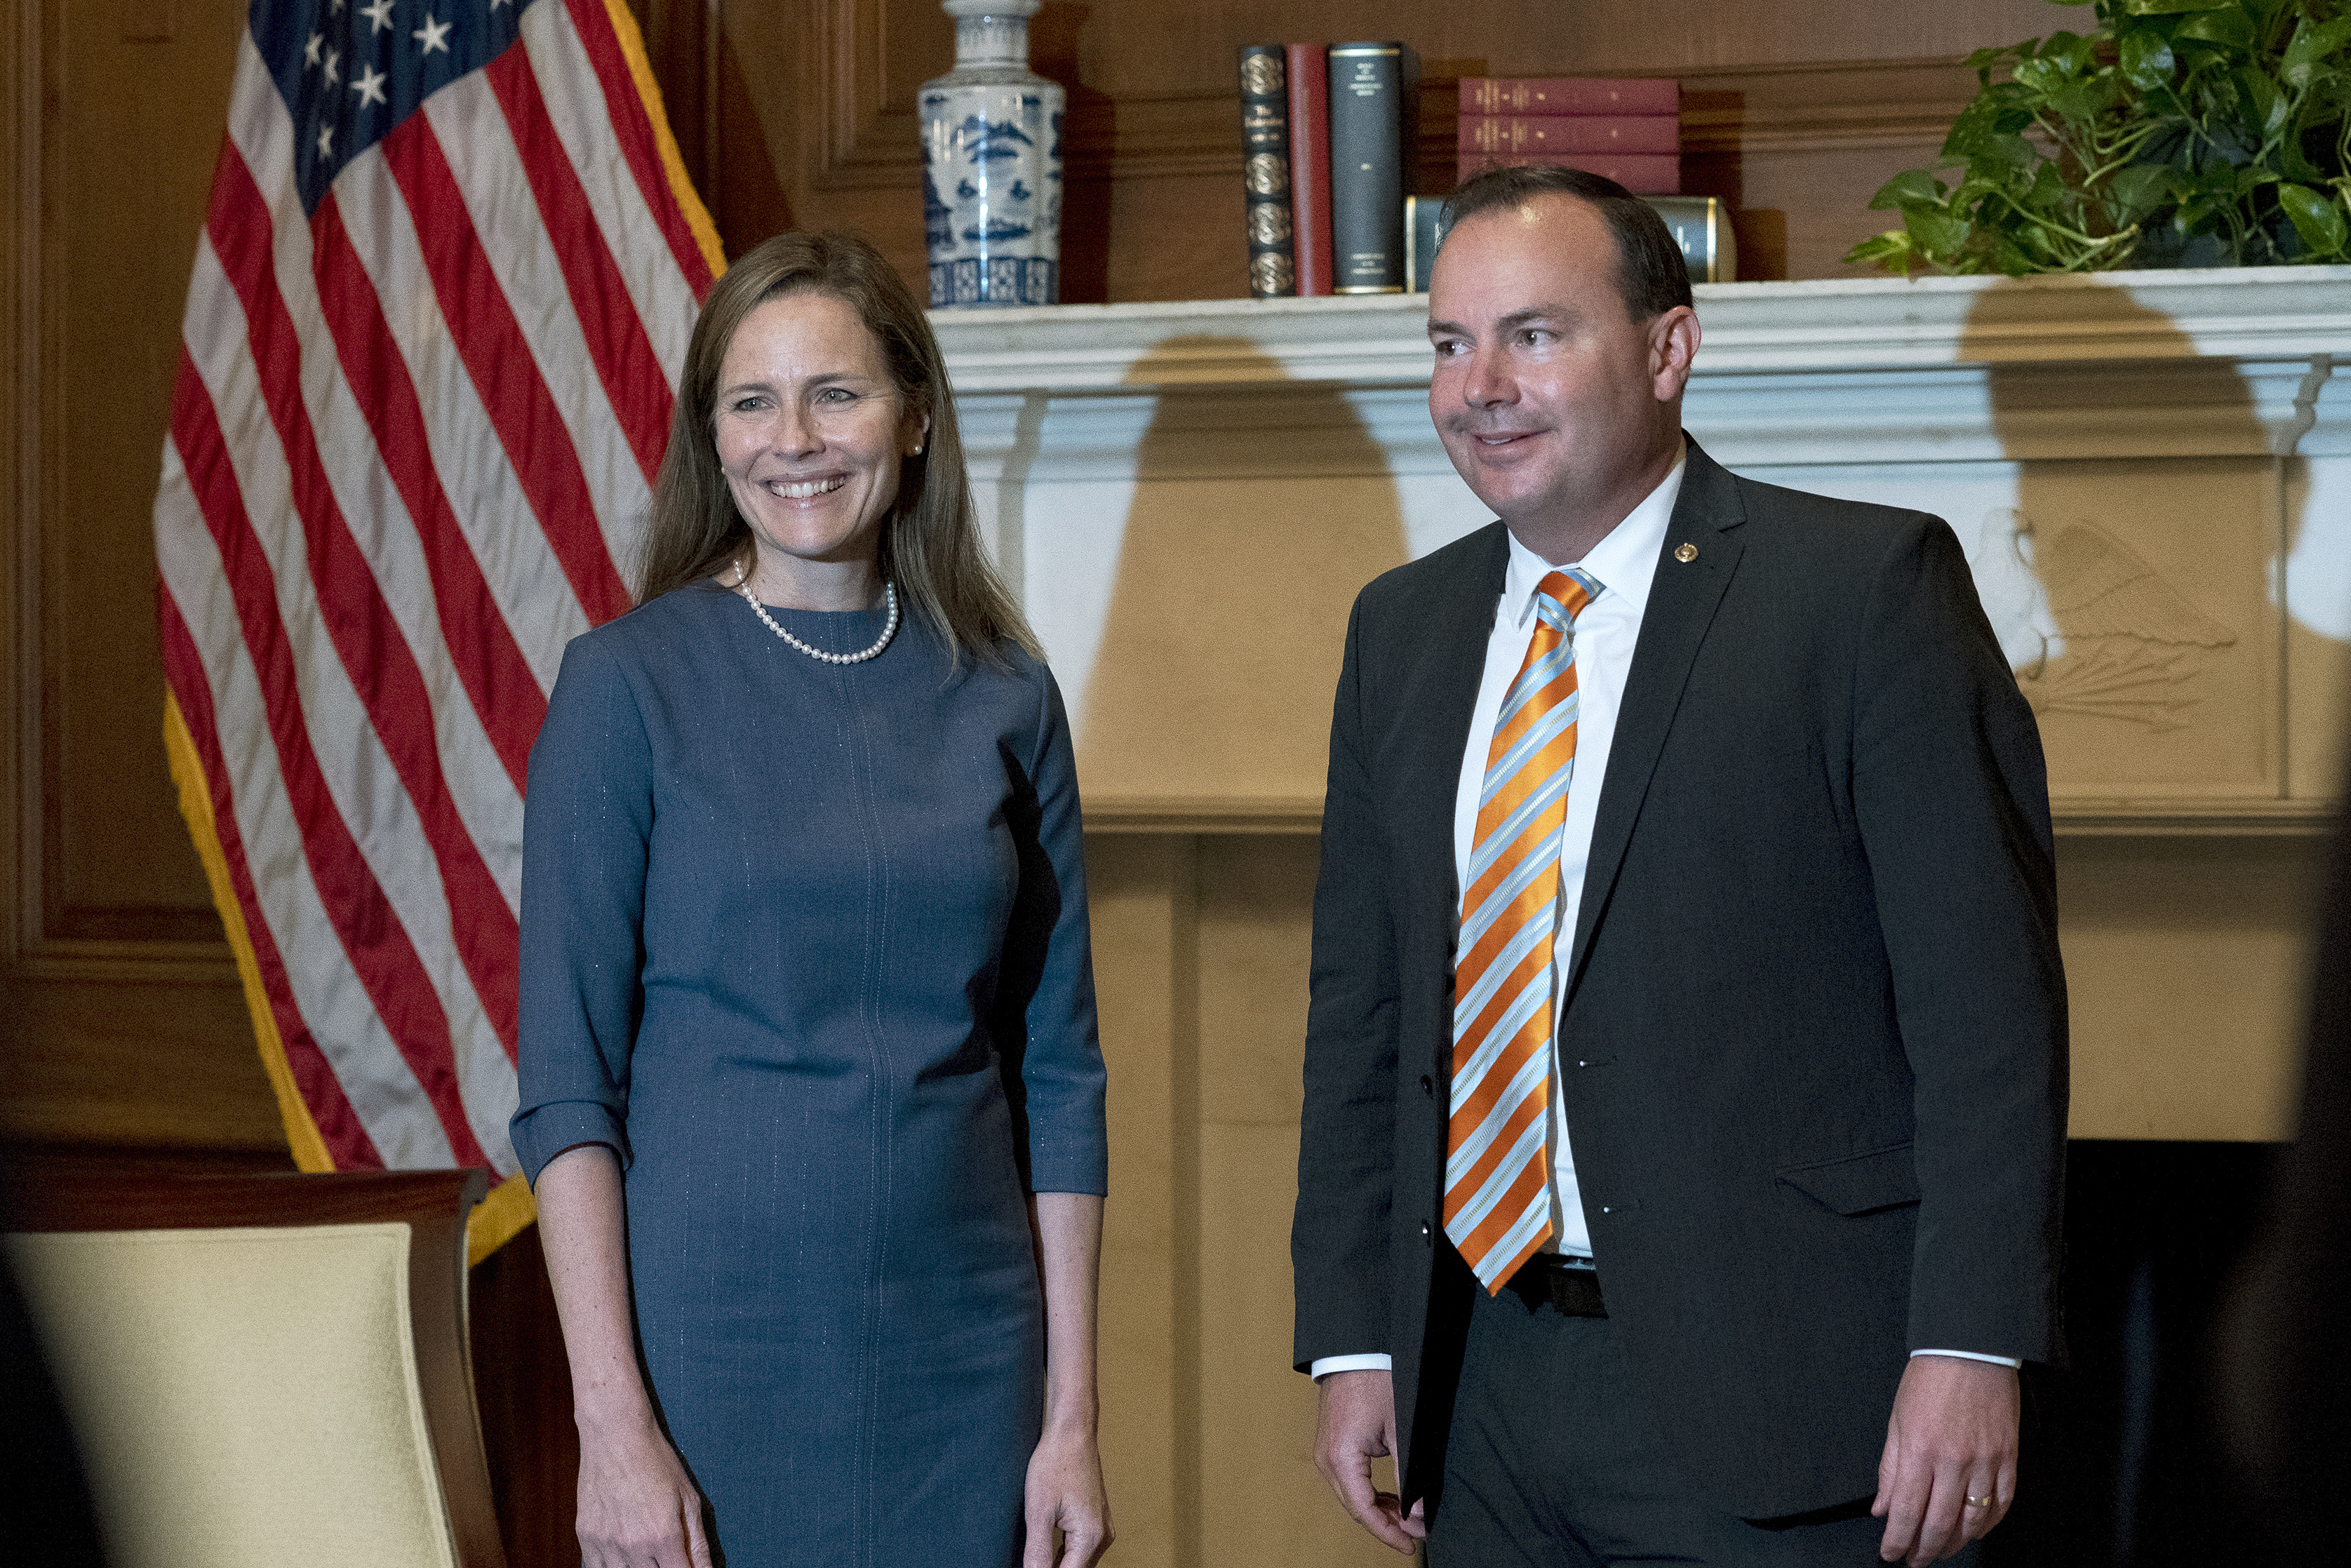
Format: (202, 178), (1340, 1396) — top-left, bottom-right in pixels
(1440, 164), (1694, 322)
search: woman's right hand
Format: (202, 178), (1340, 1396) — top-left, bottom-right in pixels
(537, 1147), (711, 1568)
(575, 1414), (714, 1568)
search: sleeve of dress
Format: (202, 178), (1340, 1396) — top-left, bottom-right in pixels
(510, 631), (652, 1186)
(991, 662), (1110, 1198)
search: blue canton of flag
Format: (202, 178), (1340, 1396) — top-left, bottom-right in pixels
(257, 0), (531, 212)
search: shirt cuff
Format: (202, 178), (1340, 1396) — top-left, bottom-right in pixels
(1911, 1348), (2023, 1369)
(1309, 1353), (1395, 1381)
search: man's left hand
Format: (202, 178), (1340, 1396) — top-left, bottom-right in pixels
(1872, 1355), (2019, 1564)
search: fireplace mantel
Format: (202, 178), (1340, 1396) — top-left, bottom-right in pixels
(933, 269), (2351, 836)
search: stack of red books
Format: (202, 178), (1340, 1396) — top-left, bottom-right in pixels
(1456, 77), (1680, 194)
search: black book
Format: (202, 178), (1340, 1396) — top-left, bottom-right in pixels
(1328, 41), (1405, 294)
(1239, 45), (1296, 297)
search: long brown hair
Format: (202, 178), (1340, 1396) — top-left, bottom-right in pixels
(634, 231), (1041, 669)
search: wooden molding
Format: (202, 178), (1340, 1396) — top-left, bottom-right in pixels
(5, 0), (40, 974)
(1080, 793), (2336, 838)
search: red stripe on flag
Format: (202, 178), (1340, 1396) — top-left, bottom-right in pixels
(559, 0), (717, 298)
(156, 548), (386, 1172)
(310, 192), (547, 796)
(168, 346), (490, 1166)
(205, 146), (521, 1088)
(483, 44), (675, 490)
(208, 151), (522, 1067)
(376, 114), (634, 627)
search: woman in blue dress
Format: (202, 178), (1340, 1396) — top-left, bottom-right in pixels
(511, 232), (1112, 1568)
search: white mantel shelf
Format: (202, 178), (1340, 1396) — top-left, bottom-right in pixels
(935, 267), (2351, 838)
(931, 266), (2351, 392)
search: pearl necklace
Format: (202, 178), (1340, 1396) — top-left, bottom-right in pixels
(732, 565), (900, 665)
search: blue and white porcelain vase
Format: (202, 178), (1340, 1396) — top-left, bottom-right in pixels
(920, 0), (1063, 307)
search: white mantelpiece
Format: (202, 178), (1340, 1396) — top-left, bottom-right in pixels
(934, 269), (2351, 835)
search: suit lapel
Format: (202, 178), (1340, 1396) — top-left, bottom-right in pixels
(1564, 440), (1747, 999)
(1397, 523), (1509, 936)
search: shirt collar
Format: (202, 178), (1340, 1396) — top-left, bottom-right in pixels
(1501, 454), (1686, 629)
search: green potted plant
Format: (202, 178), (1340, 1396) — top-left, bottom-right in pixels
(1848, 0), (2351, 274)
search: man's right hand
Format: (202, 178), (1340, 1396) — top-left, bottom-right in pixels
(575, 1414), (714, 1568)
(1313, 1368), (1427, 1554)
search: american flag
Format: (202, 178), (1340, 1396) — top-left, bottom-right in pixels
(152, 0), (721, 1259)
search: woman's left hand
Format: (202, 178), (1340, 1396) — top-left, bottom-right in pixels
(1022, 1419), (1112, 1567)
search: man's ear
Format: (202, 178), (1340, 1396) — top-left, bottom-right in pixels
(1649, 305), (1701, 402)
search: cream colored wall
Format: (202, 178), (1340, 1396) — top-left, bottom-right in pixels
(1089, 833), (1400, 1568)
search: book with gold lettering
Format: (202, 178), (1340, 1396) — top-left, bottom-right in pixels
(1459, 115), (1678, 157)
(1239, 44), (1296, 298)
(1459, 76), (1679, 116)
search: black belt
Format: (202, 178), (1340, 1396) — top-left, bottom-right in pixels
(1502, 1252), (1607, 1318)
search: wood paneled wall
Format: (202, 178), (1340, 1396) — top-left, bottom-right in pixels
(673, 0), (2065, 294)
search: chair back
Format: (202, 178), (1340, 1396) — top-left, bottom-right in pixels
(5, 1169), (506, 1568)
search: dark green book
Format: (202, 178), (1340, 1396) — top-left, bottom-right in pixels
(1327, 42), (1405, 294)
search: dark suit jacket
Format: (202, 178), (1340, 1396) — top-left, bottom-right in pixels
(1291, 438), (2068, 1521)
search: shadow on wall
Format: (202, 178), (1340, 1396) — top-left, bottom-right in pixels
(1077, 338), (1412, 808)
(1956, 278), (2333, 1568)
(1961, 283), (2272, 764)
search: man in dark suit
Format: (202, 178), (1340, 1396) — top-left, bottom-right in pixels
(1291, 165), (2067, 1567)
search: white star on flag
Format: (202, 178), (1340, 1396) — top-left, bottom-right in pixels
(360, 0), (396, 34)
(304, 32), (323, 67)
(323, 47), (340, 85)
(352, 62), (388, 107)
(413, 14), (451, 54)
(317, 123), (335, 156)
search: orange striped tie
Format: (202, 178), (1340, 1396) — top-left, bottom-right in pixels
(1445, 568), (1600, 1294)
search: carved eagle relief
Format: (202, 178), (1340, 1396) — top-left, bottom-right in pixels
(1964, 509), (2236, 732)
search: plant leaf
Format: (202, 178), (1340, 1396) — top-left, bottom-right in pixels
(2278, 182), (2350, 257)
(1868, 169), (1948, 210)
(2013, 53), (2069, 95)
(2282, 16), (2351, 72)
(1842, 230), (1917, 273)
(2282, 17), (2351, 88)
(2236, 69), (2286, 137)
(1976, 133), (2040, 175)
(1903, 204), (1973, 257)
(1941, 98), (2007, 159)
(2118, 0), (2228, 13)
(2175, 8), (2256, 49)
(2119, 28), (2178, 91)
(2105, 163), (2173, 212)
(2048, 73), (2123, 122)
(1990, 231), (2039, 275)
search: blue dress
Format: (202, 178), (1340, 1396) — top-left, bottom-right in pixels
(510, 582), (1108, 1568)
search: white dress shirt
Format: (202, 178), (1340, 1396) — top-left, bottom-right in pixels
(1309, 460), (2018, 1379)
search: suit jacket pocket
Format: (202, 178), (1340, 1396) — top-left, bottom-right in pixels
(1776, 1143), (1920, 1216)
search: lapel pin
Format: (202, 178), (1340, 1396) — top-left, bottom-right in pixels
(1674, 542), (1698, 563)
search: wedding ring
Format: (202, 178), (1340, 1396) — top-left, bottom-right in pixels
(1964, 1494), (1995, 1508)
